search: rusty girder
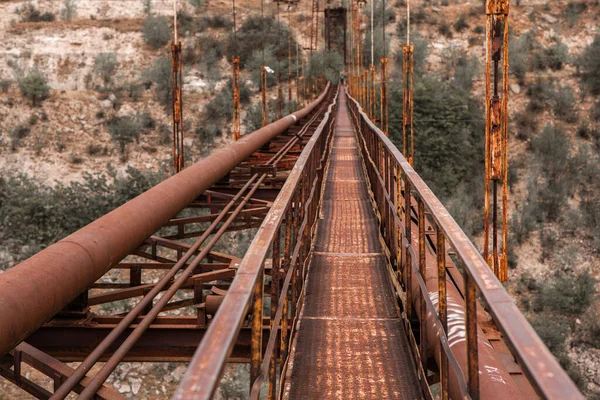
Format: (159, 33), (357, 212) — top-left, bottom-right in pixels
(232, 56), (241, 141)
(173, 85), (338, 399)
(402, 43), (414, 165)
(484, 0), (510, 282)
(171, 40), (184, 172)
(346, 91), (583, 400)
(380, 56), (389, 136)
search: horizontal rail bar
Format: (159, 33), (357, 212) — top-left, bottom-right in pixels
(0, 84), (331, 359)
(174, 85), (337, 399)
(346, 94), (583, 400)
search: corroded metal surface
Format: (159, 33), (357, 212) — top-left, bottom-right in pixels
(346, 90), (584, 400)
(288, 91), (422, 399)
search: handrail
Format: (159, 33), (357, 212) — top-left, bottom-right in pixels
(0, 83), (333, 361)
(173, 85), (339, 399)
(346, 92), (583, 400)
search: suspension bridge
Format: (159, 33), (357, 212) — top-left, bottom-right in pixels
(0, 0), (587, 399)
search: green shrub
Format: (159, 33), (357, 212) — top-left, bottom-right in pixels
(438, 21), (452, 38)
(203, 85), (233, 121)
(453, 53), (479, 90)
(526, 77), (554, 113)
(16, 4), (55, 22)
(137, 112), (156, 132)
(107, 117), (141, 154)
(389, 75), (484, 204)
(454, 14), (469, 32)
(472, 25), (484, 34)
(60, 0), (77, 21)
(0, 167), (164, 268)
(0, 79), (10, 93)
(529, 313), (569, 354)
(566, 2), (587, 27)
(509, 30), (535, 84)
(246, 46), (278, 88)
(576, 34), (600, 95)
(591, 100), (600, 123)
(531, 124), (573, 221)
(142, 0), (152, 14)
(86, 143), (104, 156)
(9, 124), (31, 151)
(93, 53), (117, 86)
(307, 50), (344, 83)
(539, 271), (597, 315)
(18, 69), (51, 106)
(551, 84), (577, 122)
(142, 15), (171, 49)
(189, 0), (206, 9)
(539, 229), (557, 262)
(515, 111), (537, 141)
(226, 16), (297, 70)
(143, 57), (172, 109)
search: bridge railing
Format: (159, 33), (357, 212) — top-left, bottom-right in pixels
(173, 85), (339, 399)
(346, 92), (583, 400)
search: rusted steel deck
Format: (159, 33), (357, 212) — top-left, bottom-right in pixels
(287, 90), (422, 399)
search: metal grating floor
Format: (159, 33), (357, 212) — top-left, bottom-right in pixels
(287, 89), (423, 399)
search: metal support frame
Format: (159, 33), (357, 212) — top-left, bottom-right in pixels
(171, 40), (184, 172)
(232, 56), (241, 141)
(345, 91), (583, 400)
(380, 56), (388, 136)
(261, 66), (269, 127)
(483, 0), (510, 282)
(402, 43), (414, 165)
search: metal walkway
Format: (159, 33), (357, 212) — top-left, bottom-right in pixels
(288, 89), (423, 399)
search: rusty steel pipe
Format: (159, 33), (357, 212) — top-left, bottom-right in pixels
(0, 84), (331, 359)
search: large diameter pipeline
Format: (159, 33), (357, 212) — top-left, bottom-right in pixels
(0, 84), (330, 358)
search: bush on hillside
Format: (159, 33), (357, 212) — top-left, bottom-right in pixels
(107, 117), (141, 154)
(143, 57), (172, 109)
(531, 124), (573, 221)
(142, 15), (171, 49)
(537, 271), (597, 315)
(18, 69), (51, 106)
(17, 4), (55, 22)
(576, 34), (600, 95)
(94, 53), (117, 86)
(60, 0), (77, 21)
(0, 167), (163, 269)
(226, 16), (297, 70)
(307, 50), (344, 84)
(389, 75), (484, 213)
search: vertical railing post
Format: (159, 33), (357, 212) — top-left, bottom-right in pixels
(281, 211), (292, 364)
(466, 274), (480, 399)
(403, 179), (412, 319)
(268, 231), (281, 400)
(417, 198), (427, 371)
(250, 266), (264, 392)
(437, 228), (448, 400)
(396, 165), (403, 276)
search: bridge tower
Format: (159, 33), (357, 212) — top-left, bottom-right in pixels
(324, 4), (347, 64)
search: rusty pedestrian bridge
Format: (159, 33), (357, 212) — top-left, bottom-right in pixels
(0, 85), (583, 399)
